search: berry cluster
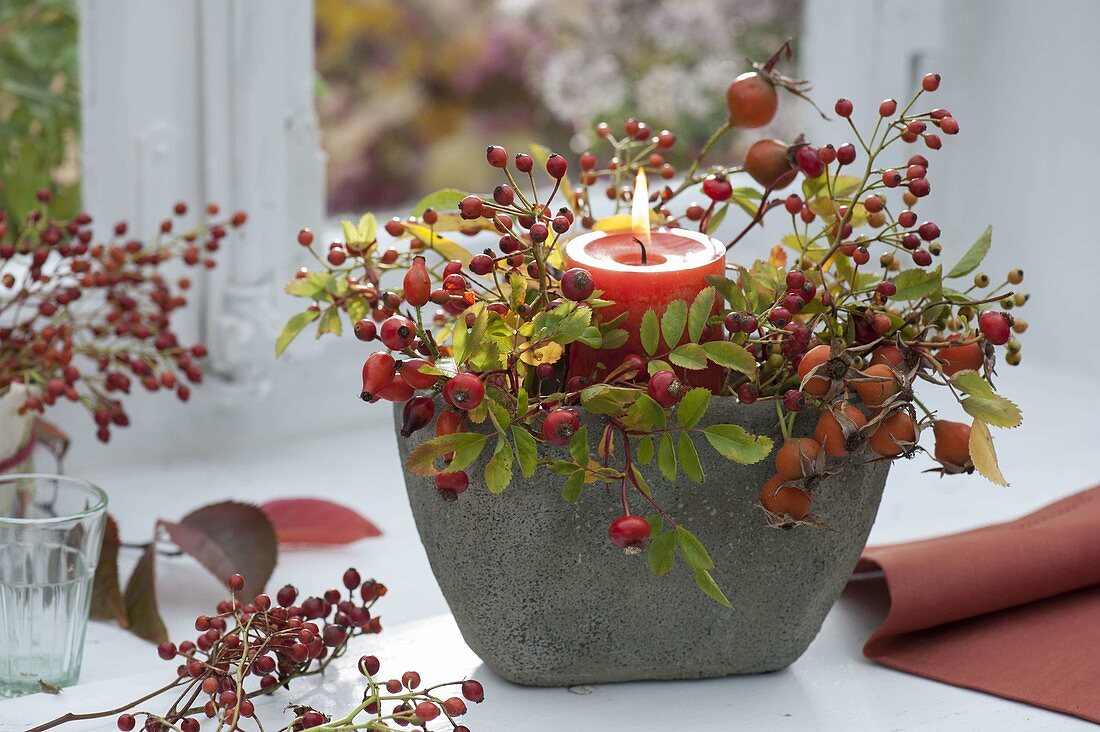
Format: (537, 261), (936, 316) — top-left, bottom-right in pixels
(30, 572), (485, 732)
(0, 192), (243, 442)
(280, 42), (1027, 605)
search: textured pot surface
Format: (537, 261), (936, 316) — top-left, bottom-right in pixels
(396, 396), (889, 686)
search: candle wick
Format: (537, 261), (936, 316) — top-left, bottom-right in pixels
(633, 236), (648, 265)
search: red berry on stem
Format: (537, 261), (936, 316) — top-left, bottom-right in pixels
(462, 679), (486, 703)
(922, 72), (941, 91)
(486, 145), (508, 168)
(117, 715), (136, 731)
(725, 71), (778, 128)
(878, 98), (897, 116)
(979, 311), (1011, 345)
(561, 267), (595, 301)
(834, 98), (854, 117)
(702, 173), (733, 201)
(380, 316), (416, 350)
(609, 515), (651, 549)
(647, 370), (684, 408)
(443, 373), (485, 410)
(546, 153), (568, 179)
(542, 409), (580, 446)
(514, 153), (533, 173)
(353, 319), (377, 342)
(360, 352), (397, 401)
(297, 228), (314, 246)
(401, 396), (435, 437)
(744, 139), (793, 188)
(402, 256), (431, 307)
(435, 470), (469, 496)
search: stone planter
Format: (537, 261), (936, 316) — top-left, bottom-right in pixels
(396, 396), (889, 686)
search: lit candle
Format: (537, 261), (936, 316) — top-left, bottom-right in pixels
(564, 170), (727, 390)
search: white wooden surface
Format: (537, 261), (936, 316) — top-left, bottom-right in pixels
(1, 356), (1094, 731)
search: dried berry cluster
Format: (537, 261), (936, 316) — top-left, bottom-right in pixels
(280, 42), (1026, 605)
(30, 572), (485, 732)
(0, 192), (245, 442)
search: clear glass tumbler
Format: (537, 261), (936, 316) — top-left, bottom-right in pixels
(0, 474), (107, 697)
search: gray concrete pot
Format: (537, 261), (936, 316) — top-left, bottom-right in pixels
(395, 396), (888, 686)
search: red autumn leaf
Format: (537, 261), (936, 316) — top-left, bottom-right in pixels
(260, 498), (382, 546)
(90, 513), (127, 626)
(123, 544), (167, 643)
(161, 501), (278, 593)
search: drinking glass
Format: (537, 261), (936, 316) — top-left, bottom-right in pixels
(0, 474), (107, 697)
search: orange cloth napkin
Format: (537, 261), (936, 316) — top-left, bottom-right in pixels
(854, 486), (1100, 724)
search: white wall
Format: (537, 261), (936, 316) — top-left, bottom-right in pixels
(800, 0), (1099, 380)
(72, 1), (339, 468)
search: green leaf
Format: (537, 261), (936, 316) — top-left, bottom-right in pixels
(485, 397), (512, 431)
(660, 300), (688, 348)
(516, 388), (529, 419)
(647, 360), (672, 376)
(356, 213), (377, 245)
(677, 388), (711, 429)
(569, 425), (590, 465)
(601, 328), (629, 350)
(675, 526), (714, 570)
(730, 187), (761, 216)
(890, 265), (942, 300)
(946, 226), (992, 278)
(706, 274), (746, 312)
(640, 309), (660, 356)
(317, 306), (342, 337)
(694, 568), (732, 607)
(562, 471), (585, 503)
(511, 426), (537, 478)
(647, 530), (676, 577)
(687, 287), (716, 342)
(702, 424), (774, 464)
(412, 188), (469, 216)
(705, 203), (729, 234)
(631, 465), (652, 497)
(669, 343), (708, 370)
(961, 395), (1023, 428)
(581, 384), (640, 415)
(657, 433), (677, 482)
(953, 370), (1022, 428)
(677, 432), (704, 484)
(701, 340), (756, 376)
(406, 433), (490, 476)
(275, 310), (320, 357)
(636, 436), (655, 465)
(627, 393), (668, 430)
(484, 436), (514, 494)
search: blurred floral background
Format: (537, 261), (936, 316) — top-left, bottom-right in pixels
(316, 0), (802, 214)
(0, 0), (801, 221)
(0, 0), (80, 227)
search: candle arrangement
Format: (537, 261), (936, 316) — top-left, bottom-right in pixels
(280, 43), (1027, 606)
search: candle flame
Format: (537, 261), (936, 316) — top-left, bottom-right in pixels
(631, 168), (651, 252)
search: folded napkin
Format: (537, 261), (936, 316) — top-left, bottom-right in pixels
(854, 486), (1100, 724)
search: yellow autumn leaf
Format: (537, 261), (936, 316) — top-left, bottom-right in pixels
(969, 418), (1008, 487)
(404, 224), (473, 265)
(519, 341), (563, 366)
(584, 459), (607, 484)
(769, 245), (788, 269)
(592, 210), (661, 232)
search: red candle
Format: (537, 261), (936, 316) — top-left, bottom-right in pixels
(564, 226), (726, 388)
